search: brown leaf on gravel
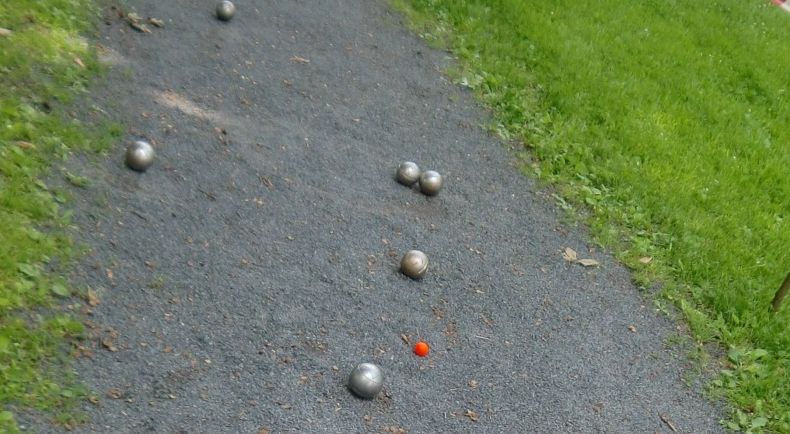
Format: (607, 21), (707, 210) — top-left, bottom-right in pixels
(468, 379), (479, 389)
(289, 55), (311, 64)
(464, 409), (479, 422)
(577, 258), (600, 267)
(107, 388), (123, 399)
(148, 17), (165, 28)
(260, 176), (274, 189)
(628, 325), (637, 333)
(563, 248), (600, 267)
(562, 247), (578, 262)
(72, 344), (93, 359)
(126, 12), (151, 33)
(87, 289), (100, 306)
(101, 337), (118, 352)
(129, 21), (151, 33)
(257, 428), (271, 434)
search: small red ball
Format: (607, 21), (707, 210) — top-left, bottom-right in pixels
(413, 341), (430, 357)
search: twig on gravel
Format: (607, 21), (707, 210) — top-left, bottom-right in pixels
(659, 413), (678, 432)
(131, 210), (148, 221)
(197, 188), (217, 201)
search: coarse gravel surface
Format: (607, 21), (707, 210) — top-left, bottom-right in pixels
(25, 0), (725, 432)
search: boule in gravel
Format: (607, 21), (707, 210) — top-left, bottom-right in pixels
(419, 170), (443, 196)
(125, 140), (155, 172)
(396, 161), (421, 186)
(216, 1), (236, 21)
(348, 363), (384, 399)
(400, 250), (428, 279)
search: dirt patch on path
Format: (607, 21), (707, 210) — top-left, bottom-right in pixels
(26, 0), (722, 432)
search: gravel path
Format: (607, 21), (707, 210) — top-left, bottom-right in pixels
(27, 0), (723, 432)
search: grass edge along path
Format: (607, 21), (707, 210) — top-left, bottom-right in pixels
(0, 0), (119, 431)
(391, 0), (790, 432)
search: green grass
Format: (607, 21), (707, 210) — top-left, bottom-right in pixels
(393, 0), (790, 432)
(0, 0), (118, 430)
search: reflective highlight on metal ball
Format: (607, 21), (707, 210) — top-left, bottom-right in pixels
(396, 161), (421, 186)
(216, 1), (236, 21)
(419, 170), (443, 196)
(400, 250), (428, 279)
(348, 363), (384, 399)
(125, 140), (155, 172)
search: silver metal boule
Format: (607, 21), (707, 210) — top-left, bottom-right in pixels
(125, 140), (155, 172)
(419, 170), (443, 196)
(216, 1), (236, 21)
(348, 363), (384, 399)
(396, 161), (421, 186)
(400, 250), (428, 279)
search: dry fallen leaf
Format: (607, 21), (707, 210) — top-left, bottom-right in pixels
(468, 379), (478, 389)
(101, 337), (118, 352)
(73, 57), (85, 68)
(148, 17), (165, 27)
(289, 55), (311, 64)
(464, 409), (479, 422)
(87, 289), (100, 306)
(639, 256), (653, 264)
(628, 325), (637, 333)
(107, 388), (123, 399)
(131, 22), (152, 33)
(562, 247), (578, 262)
(126, 13), (151, 33)
(577, 258), (600, 267)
